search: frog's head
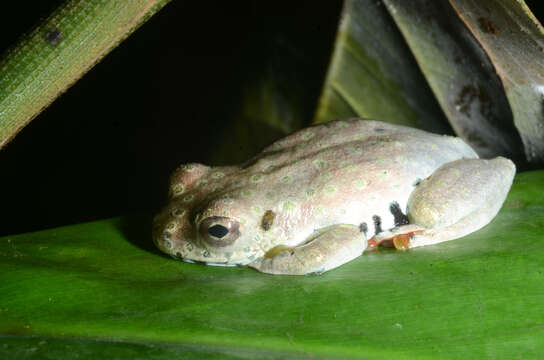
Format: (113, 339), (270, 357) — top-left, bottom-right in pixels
(153, 163), (267, 266)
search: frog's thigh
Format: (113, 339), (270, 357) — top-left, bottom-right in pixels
(407, 157), (515, 247)
(249, 225), (366, 275)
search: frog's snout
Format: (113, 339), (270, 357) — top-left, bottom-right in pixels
(152, 216), (179, 255)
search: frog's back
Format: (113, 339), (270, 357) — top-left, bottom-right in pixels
(243, 119), (478, 243)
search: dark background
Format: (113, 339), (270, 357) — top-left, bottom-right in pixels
(0, 0), (343, 236)
(0, 1), (542, 236)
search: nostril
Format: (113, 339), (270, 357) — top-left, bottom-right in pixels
(208, 224), (229, 238)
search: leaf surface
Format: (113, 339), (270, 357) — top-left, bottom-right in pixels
(316, 0), (544, 163)
(2, 171), (544, 359)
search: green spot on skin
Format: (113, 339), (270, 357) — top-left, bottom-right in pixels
(306, 188), (316, 198)
(251, 174), (265, 183)
(183, 194), (194, 202)
(166, 222), (176, 230)
(313, 159), (327, 170)
(222, 198), (234, 205)
(353, 179), (368, 190)
(171, 208), (186, 217)
(317, 142), (329, 148)
(212, 172), (225, 179)
(314, 206), (325, 215)
(349, 146), (363, 155)
(280, 175), (292, 184)
(301, 131), (315, 140)
(324, 185), (336, 194)
(241, 189), (254, 197)
(380, 171), (389, 179)
(202, 209), (213, 218)
(283, 201), (296, 211)
(183, 164), (196, 172)
(252, 205), (263, 214)
(211, 184), (223, 192)
(322, 173), (333, 181)
(171, 184), (184, 195)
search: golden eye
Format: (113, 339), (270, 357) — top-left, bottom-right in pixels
(199, 216), (241, 247)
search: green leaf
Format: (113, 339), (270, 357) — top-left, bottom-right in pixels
(381, 0), (525, 159)
(2, 171), (544, 359)
(316, 0), (544, 164)
(314, 0), (452, 133)
(448, 0), (544, 163)
(0, 0), (172, 149)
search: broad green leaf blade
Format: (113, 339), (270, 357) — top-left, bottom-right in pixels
(0, 335), (295, 360)
(382, 0), (524, 159)
(314, 0), (452, 134)
(449, 0), (544, 164)
(1, 171), (544, 359)
(0, 0), (172, 149)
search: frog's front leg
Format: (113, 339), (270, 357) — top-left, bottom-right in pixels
(249, 225), (366, 275)
(377, 157), (516, 249)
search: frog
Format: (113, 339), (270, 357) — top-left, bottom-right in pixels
(152, 118), (516, 275)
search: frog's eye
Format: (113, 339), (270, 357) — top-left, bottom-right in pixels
(199, 216), (241, 247)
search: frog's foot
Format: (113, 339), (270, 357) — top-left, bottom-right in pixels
(405, 157), (516, 248)
(366, 224), (425, 251)
(248, 224), (366, 275)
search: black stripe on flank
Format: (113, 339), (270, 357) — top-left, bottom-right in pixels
(359, 222), (368, 235)
(390, 201), (409, 226)
(373, 215), (382, 234)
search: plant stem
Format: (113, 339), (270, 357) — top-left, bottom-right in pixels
(0, 0), (172, 148)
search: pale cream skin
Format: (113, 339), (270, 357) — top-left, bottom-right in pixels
(153, 119), (516, 275)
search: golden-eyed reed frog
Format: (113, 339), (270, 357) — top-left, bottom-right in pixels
(153, 119), (515, 275)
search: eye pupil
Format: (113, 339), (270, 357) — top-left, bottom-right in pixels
(208, 224), (229, 238)
(200, 216), (240, 247)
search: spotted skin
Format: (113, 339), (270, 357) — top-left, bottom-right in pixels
(153, 118), (515, 274)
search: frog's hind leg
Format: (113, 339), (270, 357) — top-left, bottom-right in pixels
(367, 157), (515, 250)
(405, 157), (515, 248)
(248, 224), (366, 275)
